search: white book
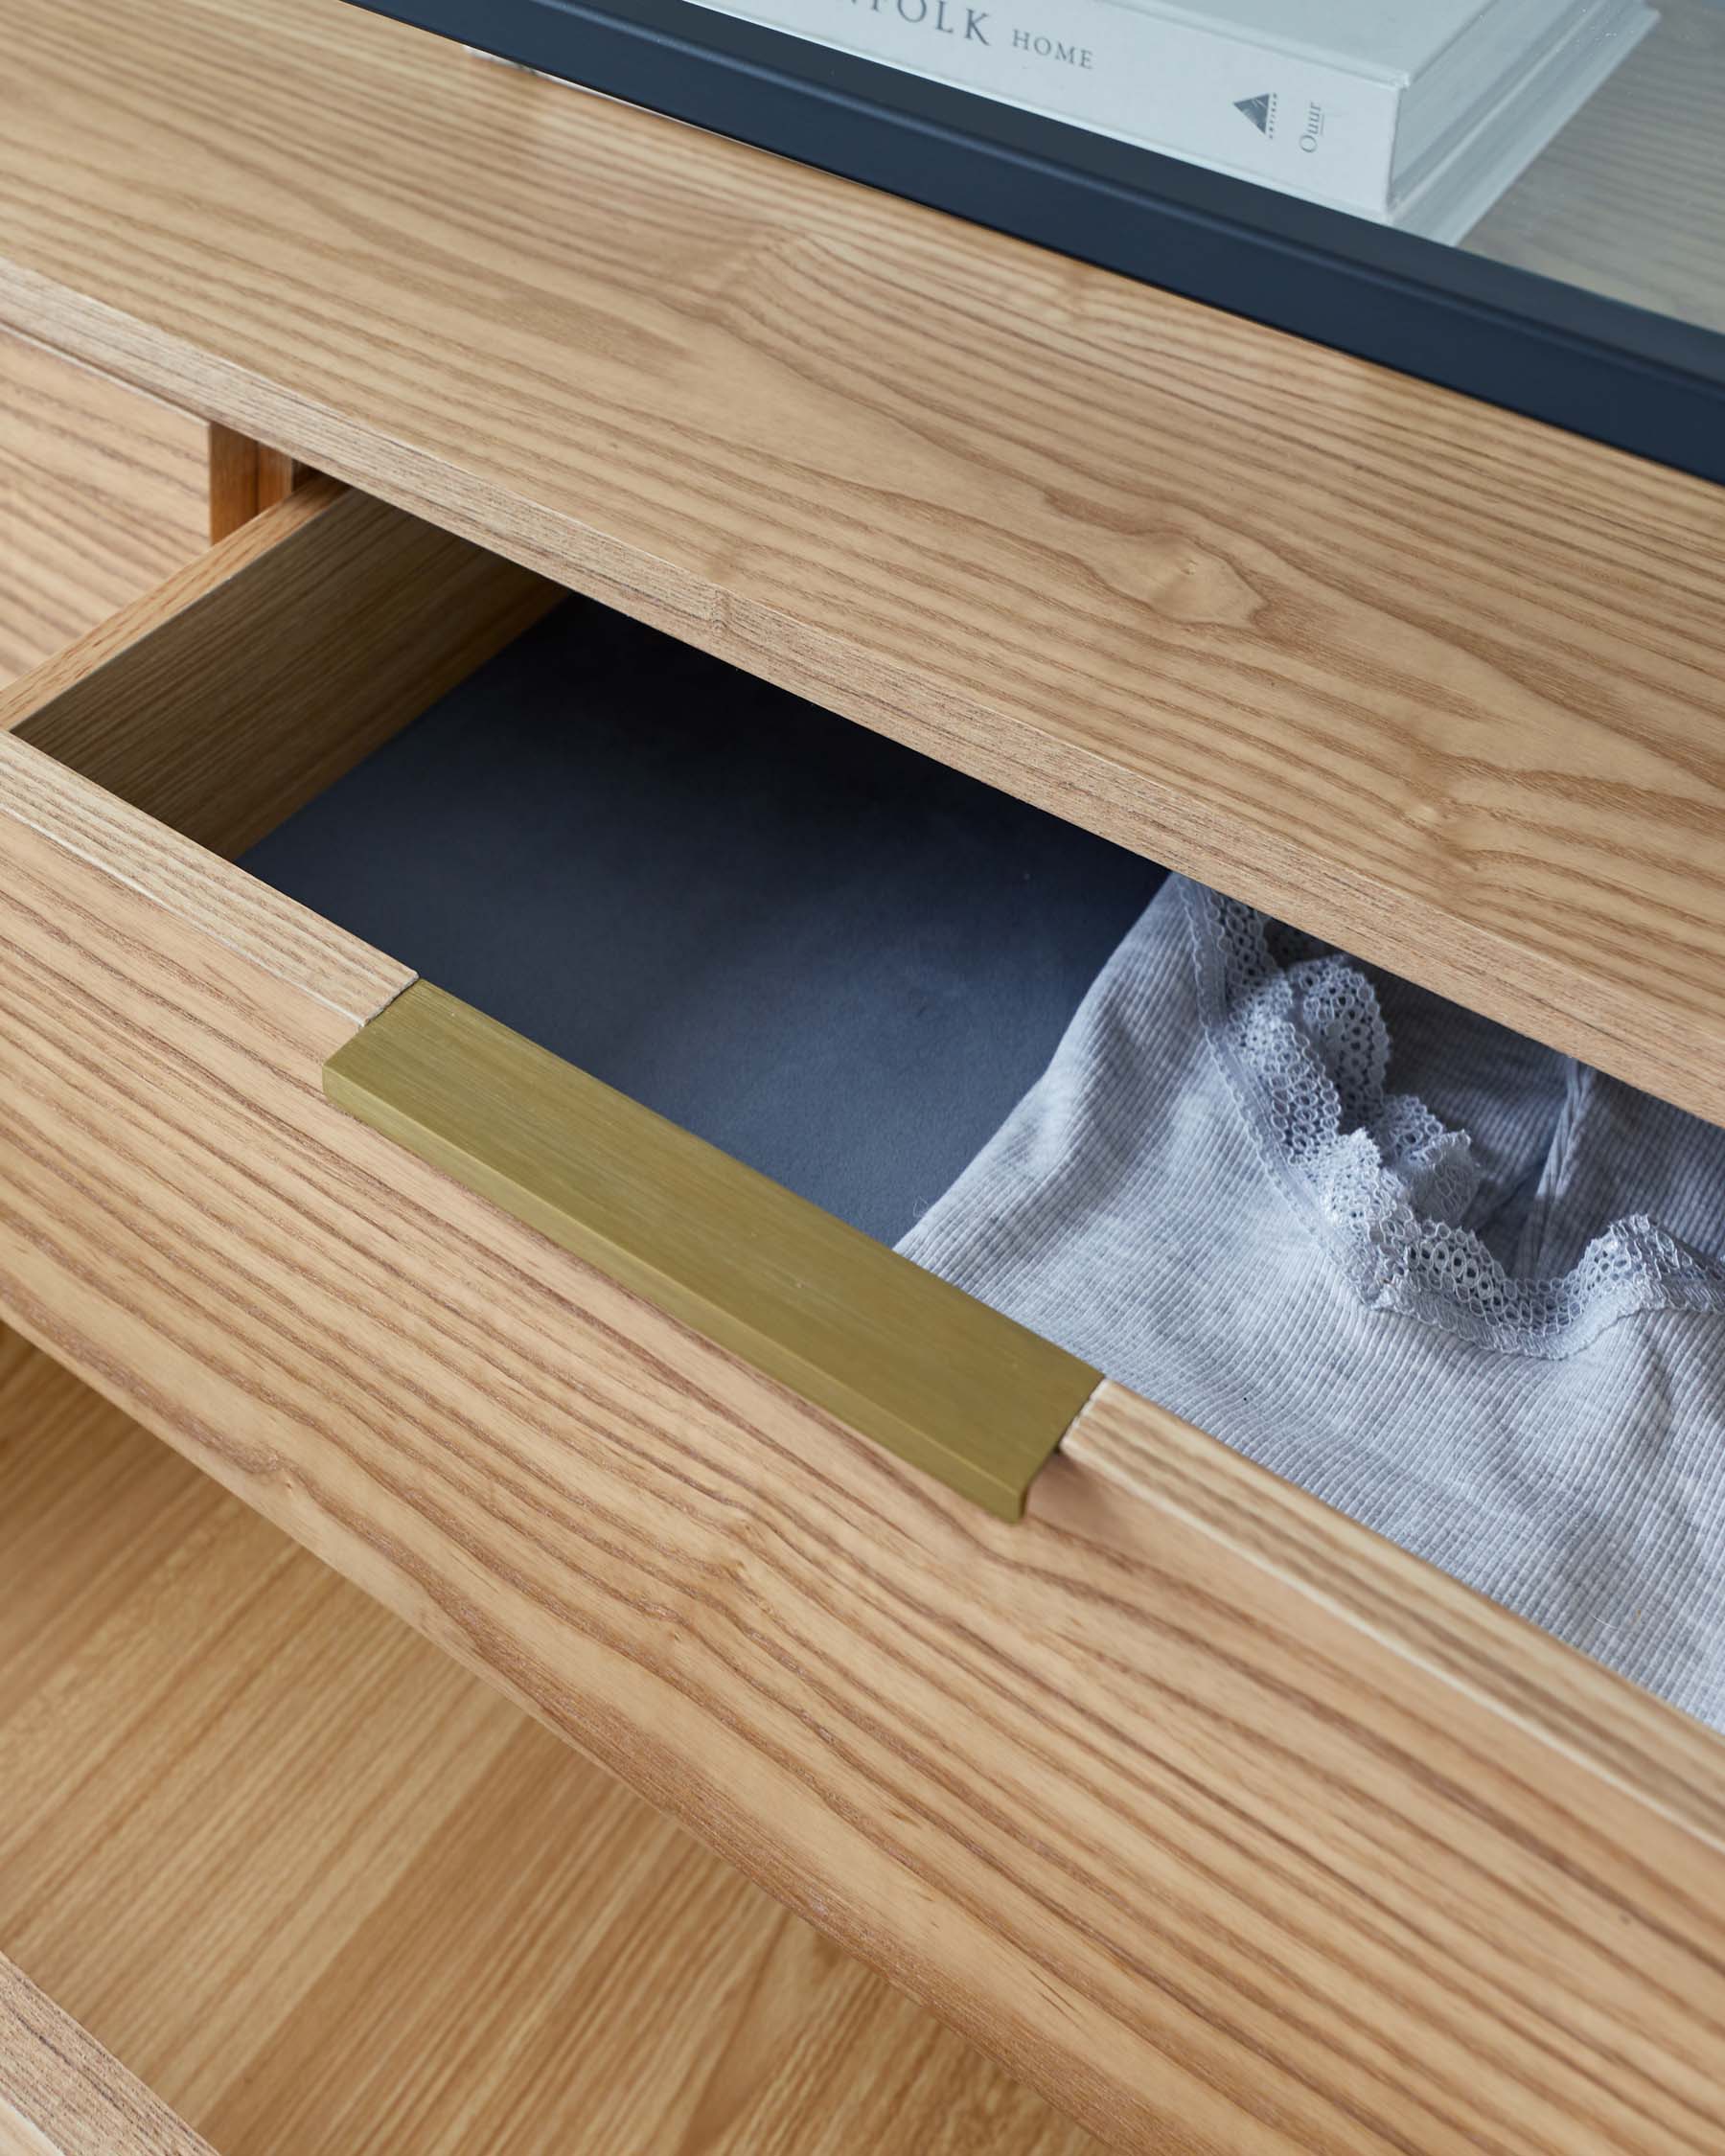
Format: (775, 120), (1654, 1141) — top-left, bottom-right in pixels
(1393, 0), (1654, 239)
(680, 0), (1649, 222)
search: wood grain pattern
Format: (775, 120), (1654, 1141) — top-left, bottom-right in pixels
(326, 983), (1096, 1520)
(1, 478), (559, 860)
(0, 0), (1722, 1124)
(0, 1329), (1098, 2156)
(205, 422), (261, 544)
(0, 735), (408, 1022)
(207, 424), (314, 540)
(1060, 1382), (1725, 1850)
(0, 326), (205, 687)
(0, 1957), (215, 2156)
(1470, 0), (1725, 333)
(1, 745), (1723, 2152)
(0, 480), (332, 728)
(254, 442), (312, 508)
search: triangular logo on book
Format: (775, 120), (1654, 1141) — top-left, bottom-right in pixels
(1234, 92), (1274, 134)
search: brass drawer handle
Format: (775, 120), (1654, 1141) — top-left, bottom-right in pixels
(325, 983), (1098, 1519)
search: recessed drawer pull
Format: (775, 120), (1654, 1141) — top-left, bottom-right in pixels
(325, 981), (1100, 1519)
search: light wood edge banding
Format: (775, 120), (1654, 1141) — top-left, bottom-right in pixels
(0, 1956), (217, 2156)
(0, 734), (409, 1025)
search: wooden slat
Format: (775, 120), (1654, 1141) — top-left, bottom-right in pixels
(0, 0), (1721, 1122)
(253, 442), (311, 508)
(0, 1956), (215, 2156)
(0, 1329), (1098, 2156)
(0, 478), (560, 860)
(204, 422), (260, 544)
(207, 424), (313, 541)
(0, 326), (205, 687)
(0, 745), (1722, 2151)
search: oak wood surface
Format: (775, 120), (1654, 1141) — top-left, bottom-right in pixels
(0, 1955), (215, 2156)
(0, 326), (205, 687)
(1, 738), (1722, 2151)
(0, 477), (559, 859)
(253, 444), (311, 509)
(206, 424), (311, 541)
(1061, 1383), (1725, 1848)
(1, 0), (1722, 1126)
(205, 422), (263, 546)
(0, 734), (408, 1023)
(0, 1329), (1098, 2156)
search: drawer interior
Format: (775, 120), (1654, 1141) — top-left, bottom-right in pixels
(0, 1325), (1099, 2155)
(0, 470), (1155, 1244)
(240, 593), (1162, 1244)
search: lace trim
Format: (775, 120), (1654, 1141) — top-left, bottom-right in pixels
(1186, 883), (1725, 1358)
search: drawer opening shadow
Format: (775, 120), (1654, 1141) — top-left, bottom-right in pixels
(240, 595), (1167, 1248)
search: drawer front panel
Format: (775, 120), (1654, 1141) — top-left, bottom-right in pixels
(0, 328), (206, 690)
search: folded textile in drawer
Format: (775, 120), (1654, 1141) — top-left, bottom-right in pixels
(904, 877), (1725, 1722)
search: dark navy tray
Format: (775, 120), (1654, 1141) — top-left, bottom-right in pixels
(242, 599), (1162, 1247)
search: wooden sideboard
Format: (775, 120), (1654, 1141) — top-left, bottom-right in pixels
(1, 4), (1723, 2151)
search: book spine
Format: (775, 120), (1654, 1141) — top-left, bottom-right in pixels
(680, 0), (1403, 211)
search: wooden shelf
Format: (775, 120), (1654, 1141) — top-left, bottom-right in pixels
(0, 1330), (1099, 2155)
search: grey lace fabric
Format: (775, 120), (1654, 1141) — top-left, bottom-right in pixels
(900, 878), (1725, 1726)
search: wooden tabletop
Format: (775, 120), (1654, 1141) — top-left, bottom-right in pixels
(2, 0), (1723, 1124)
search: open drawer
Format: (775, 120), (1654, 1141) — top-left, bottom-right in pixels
(0, 480), (1722, 2153)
